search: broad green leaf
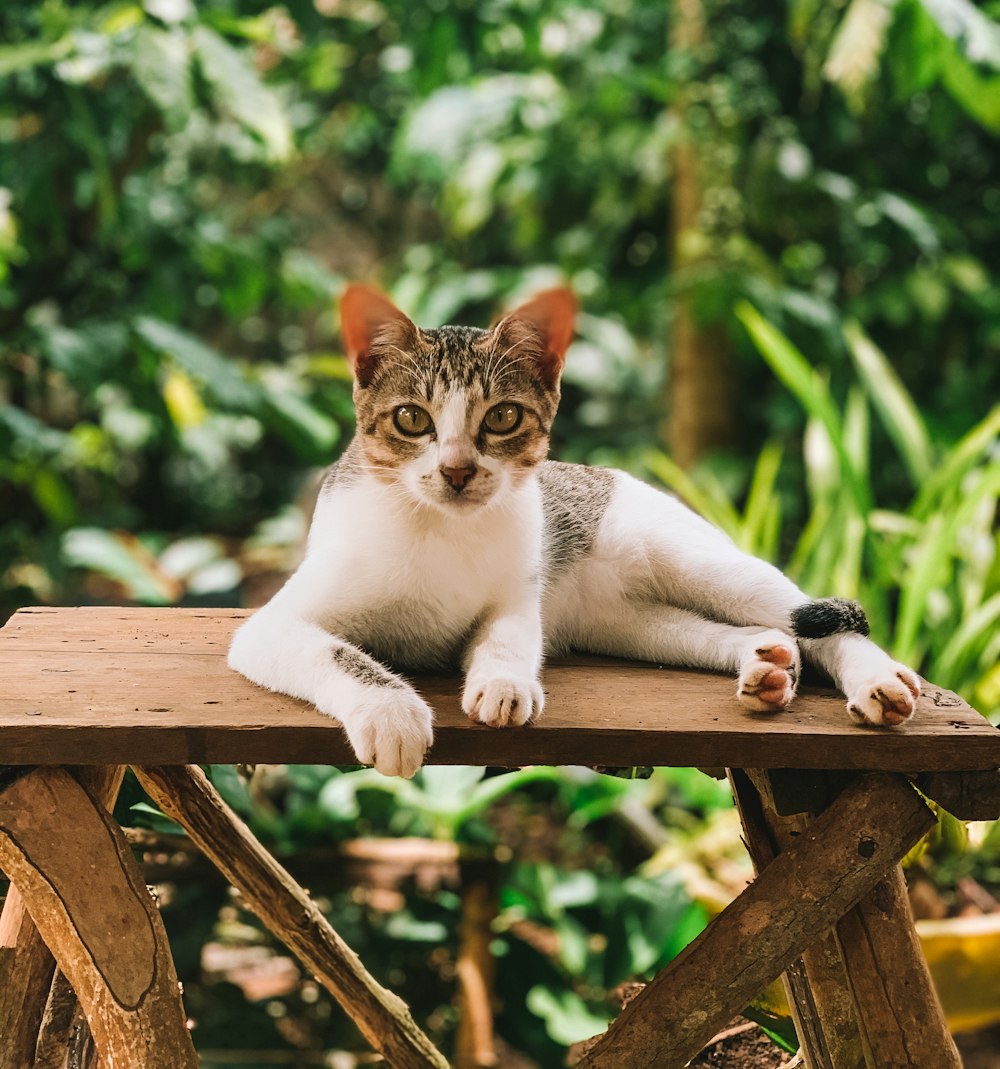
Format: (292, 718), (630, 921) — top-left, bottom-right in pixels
(0, 38), (72, 77)
(919, 0), (1000, 69)
(129, 25), (193, 120)
(525, 986), (610, 1046)
(62, 527), (179, 604)
(192, 26), (293, 161)
(823, 0), (894, 106)
(263, 391), (339, 457)
(134, 316), (262, 411)
(845, 320), (933, 485)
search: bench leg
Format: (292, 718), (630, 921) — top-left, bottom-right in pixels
(733, 768), (867, 1069)
(0, 883), (55, 1069)
(0, 766), (197, 1069)
(133, 764), (450, 1069)
(739, 769), (961, 1069)
(573, 771), (935, 1069)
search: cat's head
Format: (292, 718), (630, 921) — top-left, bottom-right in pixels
(339, 284), (576, 512)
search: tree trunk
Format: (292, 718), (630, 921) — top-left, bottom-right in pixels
(665, 0), (739, 468)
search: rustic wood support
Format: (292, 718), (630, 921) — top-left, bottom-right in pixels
(730, 769), (848, 1069)
(836, 866), (961, 1068)
(1, 766), (125, 1069)
(0, 766), (196, 1069)
(33, 969), (86, 1069)
(133, 764), (450, 1069)
(736, 769), (867, 1069)
(454, 878), (499, 1069)
(913, 769), (1000, 820)
(0, 882), (56, 1069)
(744, 768), (962, 1069)
(575, 772), (935, 1069)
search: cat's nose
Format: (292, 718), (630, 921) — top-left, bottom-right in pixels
(440, 464), (477, 491)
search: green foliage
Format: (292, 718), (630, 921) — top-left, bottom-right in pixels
(650, 307), (1000, 720)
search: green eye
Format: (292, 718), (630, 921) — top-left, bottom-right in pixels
(393, 405), (433, 436)
(483, 403), (523, 435)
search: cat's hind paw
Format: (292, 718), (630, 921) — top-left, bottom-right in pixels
(339, 690), (434, 778)
(847, 668), (921, 727)
(463, 674), (543, 728)
(738, 637), (799, 713)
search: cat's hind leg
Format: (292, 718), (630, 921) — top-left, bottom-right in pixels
(801, 631), (921, 726)
(558, 599), (801, 713)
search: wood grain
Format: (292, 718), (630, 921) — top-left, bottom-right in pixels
(133, 764), (450, 1069)
(575, 772), (936, 1069)
(0, 767), (197, 1069)
(836, 868), (961, 1068)
(2, 608), (997, 771)
(736, 769), (866, 1069)
(0, 766), (124, 1069)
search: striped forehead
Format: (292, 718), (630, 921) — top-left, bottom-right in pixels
(419, 326), (492, 393)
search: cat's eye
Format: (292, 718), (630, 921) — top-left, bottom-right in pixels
(482, 403), (523, 435)
(393, 405), (433, 436)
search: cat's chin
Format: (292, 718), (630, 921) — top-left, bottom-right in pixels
(413, 488), (500, 516)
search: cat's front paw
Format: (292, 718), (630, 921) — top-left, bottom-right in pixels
(737, 635), (800, 713)
(463, 673), (543, 728)
(847, 667), (921, 727)
(338, 690), (434, 777)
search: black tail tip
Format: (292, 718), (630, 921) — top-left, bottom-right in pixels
(791, 597), (869, 639)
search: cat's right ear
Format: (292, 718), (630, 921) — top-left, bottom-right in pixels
(340, 284), (417, 387)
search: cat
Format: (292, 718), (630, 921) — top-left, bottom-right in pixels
(228, 284), (922, 777)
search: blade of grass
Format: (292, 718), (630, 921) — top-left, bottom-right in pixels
(736, 301), (871, 515)
(845, 320), (934, 486)
(742, 440), (783, 557)
(932, 593), (1000, 691)
(894, 466), (1000, 664)
(642, 450), (741, 539)
(911, 404), (1000, 519)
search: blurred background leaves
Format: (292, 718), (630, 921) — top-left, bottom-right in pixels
(2, 0), (1000, 1065)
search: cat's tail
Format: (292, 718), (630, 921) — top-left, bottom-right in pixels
(790, 597), (869, 639)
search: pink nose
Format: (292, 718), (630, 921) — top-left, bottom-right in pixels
(440, 465), (477, 491)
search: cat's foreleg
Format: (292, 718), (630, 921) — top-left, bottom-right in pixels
(462, 598), (545, 727)
(565, 601), (800, 713)
(800, 631), (921, 726)
(228, 597), (433, 777)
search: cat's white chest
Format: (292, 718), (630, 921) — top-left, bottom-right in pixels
(308, 477), (543, 669)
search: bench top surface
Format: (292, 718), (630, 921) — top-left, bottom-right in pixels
(1, 607), (998, 772)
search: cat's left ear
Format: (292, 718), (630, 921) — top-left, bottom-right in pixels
(495, 287), (578, 388)
(340, 283), (418, 388)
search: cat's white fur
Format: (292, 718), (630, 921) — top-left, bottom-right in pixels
(229, 287), (921, 777)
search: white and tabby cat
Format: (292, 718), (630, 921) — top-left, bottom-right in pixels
(229, 285), (921, 777)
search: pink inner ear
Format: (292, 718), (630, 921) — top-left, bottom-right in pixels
(340, 284), (415, 385)
(504, 287), (578, 384)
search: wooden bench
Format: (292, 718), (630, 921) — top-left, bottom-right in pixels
(2, 606), (999, 1069)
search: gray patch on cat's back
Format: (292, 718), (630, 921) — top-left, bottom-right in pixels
(539, 461), (615, 578)
(330, 642), (405, 689)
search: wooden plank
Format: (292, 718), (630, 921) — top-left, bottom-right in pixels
(0, 766), (197, 1069)
(133, 764), (450, 1069)
(2, 608), (997, 771)
(574, 772), (936, 1069)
